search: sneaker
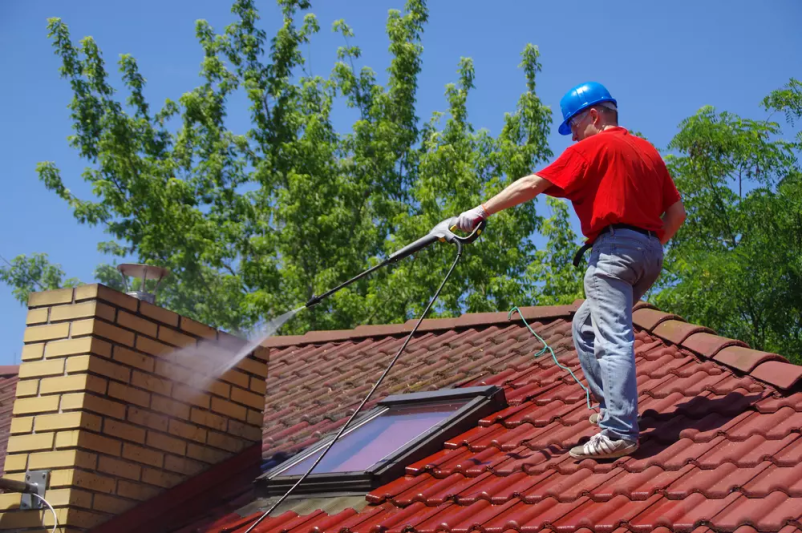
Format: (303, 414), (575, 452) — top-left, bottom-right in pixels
(570, 433), (638, 460)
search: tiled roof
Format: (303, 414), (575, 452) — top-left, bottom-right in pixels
(0, 365), (19, 475)
(92, 302), (802, 532)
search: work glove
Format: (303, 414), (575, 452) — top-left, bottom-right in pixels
(455, 204), (489, 232)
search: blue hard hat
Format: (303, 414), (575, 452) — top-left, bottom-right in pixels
(558, 81), (617, 135)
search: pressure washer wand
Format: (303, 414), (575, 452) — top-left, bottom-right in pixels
(304, 217), (485, 308)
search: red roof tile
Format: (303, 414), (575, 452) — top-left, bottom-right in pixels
(101, 303), (802, 533)
(0, 365), (19, 475)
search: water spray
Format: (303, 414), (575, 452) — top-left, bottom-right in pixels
(236, 217), (485, 533)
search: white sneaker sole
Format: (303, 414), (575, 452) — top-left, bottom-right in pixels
(569, 441), (639, 460)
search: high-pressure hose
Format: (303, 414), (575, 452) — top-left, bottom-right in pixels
(239, 241), (465, 533)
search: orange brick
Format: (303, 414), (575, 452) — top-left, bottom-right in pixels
(13, 395), (60, 415)
(103, 418), (146, 444)
(247, 409), (263, 426)
(24, 323), (70, 343)
(19, 358), (64, 379)
(50, 468), (116, 492)
(116, 480), (161, 501)
(7, 433), (55, 453)
(189, 408), (227, 431)
(164, 454), (206, 476)
(44, 337), (111, 358)
(97, 455), (142, 481)
(122, 443), (164, 468)
(3, 454), (28, 472)
(148, 396), (190, 421)
(28, 449), (96, 470)
(113, 346), (155, 372)
(231, 386), (265, 411)
(0, 509), (48, 528)
(29, 287), (74, 307)
(0, 492), (22, 511)
(210, 397), (247, 421)
(40, 374), (108, 395)
(139, 301), (179, 327)
(76, 284), (138, 312)
(235, 356), (268, 378)
(128, 406), (169, 432)
(206, 431), (247, 453)
(83, 319), (136, 346)
(35, 411), (102, 432)
(168, 419), (207, 444)
(136, 335), (172, 356)
(252, 346), (270, 362)
(93, 493), (137, 514)
(61, 392), (126, 420)
(227, 419), (264, 442)
(219, 368), (250, 389)
(60, 507), (106, 529)
(131, 370), (172, 396)
(10, 417), (34, 434)
(109, 381), (151, 408)
(250, 376), (267, 395)
(68, 318), (93, 337)
(43, 487), (93, 509)
(146, 431), (186, 455)
(173, 384), (211, 409)
(56, 430), (122, 456)
(179, 316), (216, 339)
(21, 343), (45, 361)
(15, 379), (39, 397)
(210, 380), (231, 399)
(154, 359), (193, 383)
(50, 300), (115, 322)
(141, 467), (184, 489)
(26, 308), (49, 325)
(158, 326), (196, 348)
(117, 310), (158, 337)
(186, 443), (231, 464)
(66, 355), (130, 383)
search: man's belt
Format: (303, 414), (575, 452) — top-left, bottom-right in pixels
(572, 224), (657, 268)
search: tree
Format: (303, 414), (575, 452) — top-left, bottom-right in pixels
(0, 253), (81, 304)
(24, 0), (555, 335)
(655, 79), (802, 360)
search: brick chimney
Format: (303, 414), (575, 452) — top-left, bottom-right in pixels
(0, 285), (267, 532)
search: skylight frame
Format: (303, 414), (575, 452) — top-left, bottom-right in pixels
(260, 385), (507, 495)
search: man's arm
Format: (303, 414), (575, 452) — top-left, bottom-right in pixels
(454, 174), (554, 231)
(661, 200), (686, 244)
(483, 174), (554, 215)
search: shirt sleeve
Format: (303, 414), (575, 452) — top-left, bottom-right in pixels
(661, 164), (681, 211)
(536, 146), (588, 199)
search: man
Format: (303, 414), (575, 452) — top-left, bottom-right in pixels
(456, 81), (686, 460)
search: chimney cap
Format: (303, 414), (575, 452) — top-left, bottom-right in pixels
(117, 263), (170, 304)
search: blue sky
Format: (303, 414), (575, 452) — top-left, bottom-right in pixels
(1, 0), (800, 365)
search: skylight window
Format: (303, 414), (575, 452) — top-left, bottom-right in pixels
(261, 386), (507, 495)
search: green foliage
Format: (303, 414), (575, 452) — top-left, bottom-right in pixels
(0, 254), (81, 304)
(525, 197), (584, 306)
(34, 1), (555, 335)
(655, 78), (802, 360)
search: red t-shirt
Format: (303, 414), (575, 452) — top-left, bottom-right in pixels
(537, 127), (681, 243)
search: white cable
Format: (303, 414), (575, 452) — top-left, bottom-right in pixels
(32, 493), (58, 533)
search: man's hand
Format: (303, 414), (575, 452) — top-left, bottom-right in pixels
(455, 205), (489, 232)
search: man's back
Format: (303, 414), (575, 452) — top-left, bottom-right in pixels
(542, 126), (680, 241)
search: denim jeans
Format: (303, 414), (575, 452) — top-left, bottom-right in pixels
(572, 227), (664, 441)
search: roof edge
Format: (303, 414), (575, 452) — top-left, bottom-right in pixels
(261, 303), (580, 349)
(0, 365), (19, 377)
(633, 309), (801, 392)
